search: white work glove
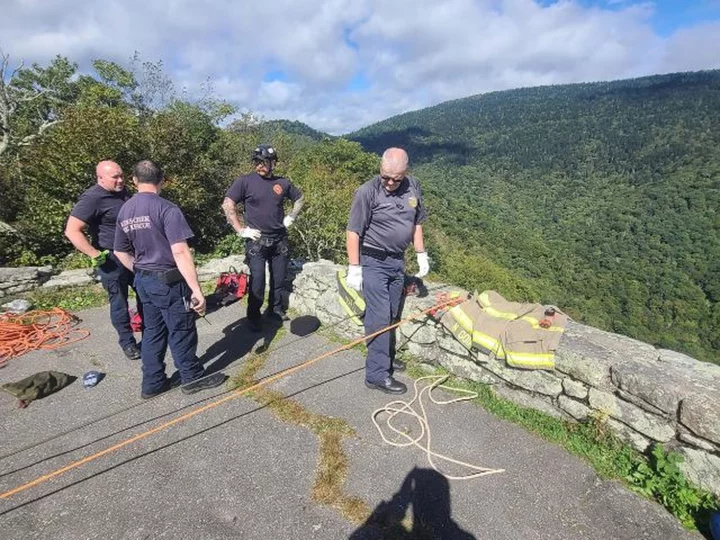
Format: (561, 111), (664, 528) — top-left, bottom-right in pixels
(239, 227), (261, 241)
(283, 215), (295, 229)
(415, 251), (430, 278)
(347, 264), (363, 291)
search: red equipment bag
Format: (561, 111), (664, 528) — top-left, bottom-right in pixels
(214, 266), (248, 305)
(129, 308), (143, 332)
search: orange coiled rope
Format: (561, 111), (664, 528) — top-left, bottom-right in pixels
(0, 308), (90, 368)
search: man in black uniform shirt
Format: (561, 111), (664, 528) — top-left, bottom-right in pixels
(114, 160), (226, 398)
(222, 144), (304, 331)
(65, 160), (141, 360)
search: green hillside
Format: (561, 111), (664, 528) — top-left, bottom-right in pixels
(258, 119), (330, 141)
(348, 71), (720, 363)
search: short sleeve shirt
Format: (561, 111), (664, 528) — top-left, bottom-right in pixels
(114, 193), (194, 271)
(224, 173), (302, 236)
(347, 175), (428, 253)
(70, 185), (130, 250)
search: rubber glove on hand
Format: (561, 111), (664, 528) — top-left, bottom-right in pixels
(347, 264), (363, 291)
(239, 227), (262, 241)
(415, 251), (430, 278)
(91, 250), (109, 268)
(283, 215), (295, 229)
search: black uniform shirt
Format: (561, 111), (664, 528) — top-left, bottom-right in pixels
(70, 184), (130, 250)
(224, 173), (302, 236)
(114, 193), (194, 271)
(347, 175), (428, 254)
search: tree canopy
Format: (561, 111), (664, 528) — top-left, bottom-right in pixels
(1, 50), (717, 363)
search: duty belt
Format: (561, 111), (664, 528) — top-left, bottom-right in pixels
(135, 267), (184, 284)
(361, 245), (404, 260)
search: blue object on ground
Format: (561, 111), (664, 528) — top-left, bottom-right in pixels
(83, 371), (104, 388)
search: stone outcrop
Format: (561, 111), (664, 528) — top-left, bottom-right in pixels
(288, 260), (720, 497)
(0, 266), (53, 297)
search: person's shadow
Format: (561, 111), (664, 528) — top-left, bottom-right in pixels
(349, 467), (476, 540)
(198, 315), (281, 375)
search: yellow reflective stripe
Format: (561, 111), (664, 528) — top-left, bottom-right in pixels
(449, 322), (473, 351)
(337, 271), (366, 310)
(481, 305), (517, 321)
(337, 271), (366, 316)
(505, 351), (555, 369)
(479, 292), (563, 331)
(337, 296), (363, 326)
(344, 285), (365, 310)
(478, 291), (492, 307)
(449, 306), (474, 334)
(478, 292), (524, 321)
(472, 330), (505, 359)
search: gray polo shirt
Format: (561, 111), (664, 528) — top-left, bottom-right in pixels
(347, 175), (428, 254)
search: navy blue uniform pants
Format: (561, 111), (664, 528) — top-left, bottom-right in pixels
(245, 236), (289, 320)
(134, 272), (204, 394)
(96, 253), (140, 349)
(361, 254), (405, 384)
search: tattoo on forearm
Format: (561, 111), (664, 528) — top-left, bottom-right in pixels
(289, 197), (304, 219)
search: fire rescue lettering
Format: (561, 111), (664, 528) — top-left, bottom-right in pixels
(120, 216), (151, 232)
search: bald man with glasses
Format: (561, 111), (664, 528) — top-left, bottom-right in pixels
(346, 147), (430, 395)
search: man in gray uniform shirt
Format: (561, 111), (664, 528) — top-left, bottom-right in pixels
(346, 148), (430, 394)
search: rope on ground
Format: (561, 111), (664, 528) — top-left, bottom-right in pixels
(0, 296), (463, 500)
(0, 284), (455, 462)
(0, 308), (90, 368)
(371, 375), (505, 480)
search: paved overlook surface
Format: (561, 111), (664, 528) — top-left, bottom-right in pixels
(0, 302), (699, 540)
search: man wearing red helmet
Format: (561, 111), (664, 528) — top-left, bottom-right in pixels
(222, 144), (304, 331)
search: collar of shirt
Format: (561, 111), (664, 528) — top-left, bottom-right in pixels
(374, 175), (409, 196)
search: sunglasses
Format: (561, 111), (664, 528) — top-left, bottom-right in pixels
(381, 174), (405, 184)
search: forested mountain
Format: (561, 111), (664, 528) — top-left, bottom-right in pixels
(1, 52), (717, 363)
(348, 71), (720, 363)
(257, 120), (329, 141)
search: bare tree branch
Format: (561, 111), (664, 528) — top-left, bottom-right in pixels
(18, 90), (47, 103)
(17, 119), (60, 146)
(0, 52), (67, 158)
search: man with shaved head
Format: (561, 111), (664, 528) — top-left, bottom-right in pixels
(65, 160), (142, 361)
(346, 147), (430, 395)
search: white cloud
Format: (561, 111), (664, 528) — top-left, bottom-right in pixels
(1, 0), (719, 134)
(660, 21), (720, 73)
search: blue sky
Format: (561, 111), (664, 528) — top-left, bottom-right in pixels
(2, 0), (719, 134)
(588, 0), (720, 34)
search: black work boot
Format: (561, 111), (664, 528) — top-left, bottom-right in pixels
(392, 359), (406, 372)
(123, 342), (141, 360)
(365, 377), (407, 395)
(181, 373), (228, 395)
(141, 380), (171, 399)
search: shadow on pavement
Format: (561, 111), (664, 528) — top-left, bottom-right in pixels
(199, 315), (281, 375)
(349, 467), (476, 540)
(0, 364), (364, 517)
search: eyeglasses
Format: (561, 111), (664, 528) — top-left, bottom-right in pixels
(380, 174), (405, 183)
